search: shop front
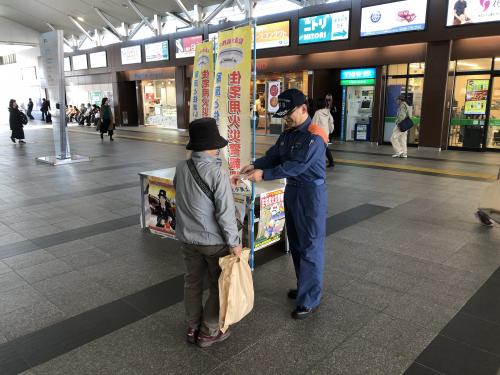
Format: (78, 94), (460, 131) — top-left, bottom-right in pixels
(383, 62), (425, 146)
(254, 71), (309, 135)
(448, 58), (500, 150)
(141, 78), (177, 128)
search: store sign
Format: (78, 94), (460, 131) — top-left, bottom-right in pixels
(298, 11), (350, 44)
(175, 35), (203, 58)
(267, 81), (281, 113)
(89, 51), (107, 68)
(360, 0), (427, 37)
(190, 41), (214, 122)
(64, 57), (71, 72)
(89, 91), (102, 106)
(340, 78), (376, 86)
(447, 0), (500, 25)
(121, 45), (141, 64)
(256, 188), (286, 250)
(211, 26), (252, 175)
(255, 21), (290, 49)
(72, 54), (87, 70)
(464, 79), (489, 115)
(145, 41), (169, 62)
(341, 68), (376, 80)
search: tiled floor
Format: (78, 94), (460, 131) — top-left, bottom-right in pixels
(0, 124), (499, 374)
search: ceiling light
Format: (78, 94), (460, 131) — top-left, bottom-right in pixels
(77, 17), (85, 22)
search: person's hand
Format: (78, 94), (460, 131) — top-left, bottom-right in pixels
(230, 245), (242, 257)
(230, 174), (241, 188)
(247, 169), (263, 182)
(240, 164), (255, 174)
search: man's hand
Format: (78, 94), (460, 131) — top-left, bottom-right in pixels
(240, 164), (255, 174)
(230, 174), (240, 188)
(230, 245), (242, 257)
(247, 169), (264, 182)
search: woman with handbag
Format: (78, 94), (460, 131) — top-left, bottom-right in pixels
(8, 99), (26, 144)
(391, 94), (410, 158)
(99, 97), (114, 141)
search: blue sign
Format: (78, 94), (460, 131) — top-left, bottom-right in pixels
(340, 68), (376, 80)
(298, 11), (349, 45)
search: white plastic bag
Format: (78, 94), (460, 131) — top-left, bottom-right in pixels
(218, 249), (254, 333)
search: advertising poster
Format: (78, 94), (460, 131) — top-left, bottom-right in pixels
(298, 11), (350, 44)
(89, 51), (107, 68)
(255, 21), (290, 49)
(89, 91), (102, 106)
(256, 188), (285, 250)
(145, 41), (169, 62)
(267, 81), (281, 113)
(447, 0), (500, 25)
(360, 0), (427, 37)
(175, 35), (203, 58)
(121, 45), (141, 64)
(464, 79), (490, 115)
(211, 26), (252, 176)
(190, 41), (214, 122)
(147, 176), (176, 238)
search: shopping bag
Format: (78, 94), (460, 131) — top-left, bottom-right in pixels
(218, 249), (254, 333)
(479, 179), (500, 212)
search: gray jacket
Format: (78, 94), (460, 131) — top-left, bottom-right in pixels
(173, 152), (240, 247)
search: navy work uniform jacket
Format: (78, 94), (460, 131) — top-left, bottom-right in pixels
(254, 117), (328, 308)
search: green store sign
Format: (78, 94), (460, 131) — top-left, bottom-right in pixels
(340, 78), (375, 86)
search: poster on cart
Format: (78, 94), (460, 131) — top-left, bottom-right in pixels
(190, 41), (214, 122)
(146, 176), (176, 238)
(255, 188), (285, 250)
(211, 26), (252, 176)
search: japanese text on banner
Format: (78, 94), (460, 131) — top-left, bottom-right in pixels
(190, 41), (214, 122)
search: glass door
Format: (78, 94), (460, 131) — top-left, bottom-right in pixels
(486, 76), (500, 149)
(407, 77), (424, 144)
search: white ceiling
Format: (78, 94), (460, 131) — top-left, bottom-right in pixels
(0, 0), (223, 37)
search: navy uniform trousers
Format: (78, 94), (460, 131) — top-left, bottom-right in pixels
(285, 182), (326, 309)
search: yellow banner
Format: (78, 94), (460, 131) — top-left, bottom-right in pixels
(190, 41), (214, 122)
(211, 26), (252, 175)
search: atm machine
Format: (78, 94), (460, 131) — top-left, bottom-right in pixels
(342, 85), (374, 141)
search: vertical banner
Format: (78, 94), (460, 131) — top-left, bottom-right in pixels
(211, 26), (252, 175)
(190, 41), (214, 122)
(267, 81), (281, 113)
(39, 30), (70, 159)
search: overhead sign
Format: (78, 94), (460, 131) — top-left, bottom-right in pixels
(145, 41), (169, 62)
(446, 0), (500, 26)
(298, 11), (350, 44)
(89, 51), (107, 68)
(72, 54), (87, 70)
(121, 45), (141, 64)
(341, 68), (376, 80)
(255, 21), (290, 49)
(64, 57), (71, 72)
(175, 35), (203, 58)
(360, 0), (427, 37)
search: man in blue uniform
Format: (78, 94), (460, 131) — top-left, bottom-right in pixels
(235, 88), (328, 319)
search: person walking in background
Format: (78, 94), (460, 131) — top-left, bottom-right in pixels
(8, 99), (27, 144)
(174, 117), (242, 347)
(40, 98), (49, 121)
(391, 94), (410, 158)
(26, 98), (34, 120)
(312, 98), (335, 168)
(99, 97), (114, 141)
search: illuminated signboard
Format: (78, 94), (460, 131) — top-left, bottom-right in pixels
(175, 35), (203, 58)
(446, 0), (500, 26)
(298, 11), (350, 44)
(121, 45), (141, 64)
(89, 51), (107, 68)
(255, 21), (290, 49)
(145, 41), (169, 62)
(64, 57), (71, 72)
(360, 0), (427, 37)
(72, 54), (87, 70)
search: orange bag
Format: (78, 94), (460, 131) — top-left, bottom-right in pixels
(218, 249), (254, 333)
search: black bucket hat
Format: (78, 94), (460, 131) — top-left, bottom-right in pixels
(186, 117), (228, 151)
(273, 88), (307, 118)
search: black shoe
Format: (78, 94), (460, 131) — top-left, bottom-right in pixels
(287, 289), (298, 299)
(10, 137), (15, 143)
(100, 133), (103, 140)
(186, 328), (199, 344)
(18, 140), (26, 144)
(291, 306), (317, 320)
(327, 163), (335, 168)
(110, 136), (114, 141)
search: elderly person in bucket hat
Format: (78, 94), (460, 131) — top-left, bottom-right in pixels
(174, 117), (242, 348)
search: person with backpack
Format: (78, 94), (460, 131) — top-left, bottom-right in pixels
(312, 98), (335, 168)
(8, 99), (27, 144)
(174, 117), (242, 348)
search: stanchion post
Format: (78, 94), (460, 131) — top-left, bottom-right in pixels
(250, 19), (257, 271)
